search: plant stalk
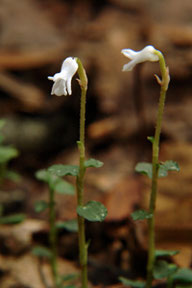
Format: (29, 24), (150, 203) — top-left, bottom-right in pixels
(146, 51), (170, 288)
(49, 184), (58, 288)
(76, 58), (88, 288)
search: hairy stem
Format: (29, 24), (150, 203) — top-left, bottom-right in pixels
(76, 58), (88, 288)
(49, 185), (58, 287)
(146, 51), (170, 288)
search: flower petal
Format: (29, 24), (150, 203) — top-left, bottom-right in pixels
(122, 59), (138, 71)
(121, 49), (138, 60)
(61, 57), (78, 78)
(121, 45), (159, 71)
(51, 79), (67, 96)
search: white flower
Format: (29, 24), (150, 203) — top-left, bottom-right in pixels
(121, 45), (159, 71)
(48, 57), (78, 96)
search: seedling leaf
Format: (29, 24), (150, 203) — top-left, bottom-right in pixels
(0, 146), (19, 163)
(55, 179), (75, 195)
(119, 277), (145, 288)
(56, 219), (78, 232)
(77, 201), (107, 222)
(172, 268), (192, 283)
(0, 119), (5, 129)
(34, 200), (49, 213)
(84, 158), (104, 168)
(48, 165), (79, 177)
(154, 260), (178, 279)
(155, 250), (179, 258)
(159, 161), (180, 177)
(135, 161), (180, 179)
(131, 209), (153, 221)
(32, 246), (52, 259)
(0, 213), (26, 224)
(135, 162), (152, 178)
(5, 170), (21, 182)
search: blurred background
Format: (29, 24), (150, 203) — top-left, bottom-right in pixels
(0, 0), (192, 287)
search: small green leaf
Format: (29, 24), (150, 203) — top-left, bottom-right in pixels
(0, 135), (4, 144)
(172, 268), (192, 283)
(48, 165), (79, 177)
(135, 161), (180, 179)
(32, 246), (52, 259)
(119, 277), (145, 288)
(35, 169), (50, 183)
(155, 250), (179, 258)
(34, 200), (49, 213)
(135, 162), (152, 178)
(0, 146), (19, 163)
(0, 119), (6, 129)
(56, 219), (78, 232)
(59, 273), (79, 282)
(77, 201), (107, 222)
(159, 161), (180, 177)
(0, 205), (3, 217)
(154, 260), (178, 280)
(55, 179), (75, 195)
(0, 213), (26, 224)
(5, 170), (21, 182)
(84, 158), (104, 168)
(147, 136), (154, 144)
(131, 209), (153, 221)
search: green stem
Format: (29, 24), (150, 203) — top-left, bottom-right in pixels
(167, 275), (174, 288)
(76, 58), (88, 288)
(146, 51), (170, 288)
(49, 184), (58, 288)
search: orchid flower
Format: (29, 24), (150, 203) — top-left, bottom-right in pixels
(121, 45), (159, 71)
(48, 57), (78, 96)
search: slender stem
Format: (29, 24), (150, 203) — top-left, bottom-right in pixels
(49, 184), (58, 288)
(76, 58), (88, 288)
(146, 51), (170, 288)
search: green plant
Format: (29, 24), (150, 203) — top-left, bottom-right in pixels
(0, 119), (24, 225)
(43, 57), (107, 288)
(120, 46), (180, 288)
(34, 168), (76, 288)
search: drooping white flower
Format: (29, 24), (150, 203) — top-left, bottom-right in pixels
(48, 57), (78, 96)
(121, 45), (159, 71)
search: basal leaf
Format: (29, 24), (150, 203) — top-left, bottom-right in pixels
(135, 162), (152, 178)
(0, 146), (19, 163)
(32, 246), (52, 259)
(155, 250), (179, 258)
(77, 201), (107, 222)
(0, 213), (26, 224)
(34, 200), (49, 213)
(135, 161), (180, 179)
(35, 169), (50, 183)
(84, 158), (104, 168)
(172, 268), (192, 283)
(55, 179), (75, 195)
(59, 273), (79, 282)
(154, 260), (178, 279)
(0, 119), (5, 129)
(36, 169), (75, 194)
(119, 277), (145, 288)
(48, 165), (79, 177)
(56, 219), (78, 232)
(131, 209), (153, 221)
(5, 170), (21, 182)
(159, 161), (180, 177)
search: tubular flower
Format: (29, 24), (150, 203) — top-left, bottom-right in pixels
(121, 45), (159, 71)
(48, 57), (78, 96)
